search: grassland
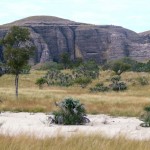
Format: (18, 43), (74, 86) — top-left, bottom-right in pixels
(0, 70), (150, 117)
(0, 134), (150, 150)
(0, 70), (150, 149)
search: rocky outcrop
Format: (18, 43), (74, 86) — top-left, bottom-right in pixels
(0, 16), (150, 64)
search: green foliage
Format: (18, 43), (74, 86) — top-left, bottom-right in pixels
(60, 52), (71, 69)
(45, 69), (73, 87)
(73, 60), (100, 79)
(110, 75), (127, 91)
(140, 106), (150, 127)
(1, 26), (34, 74)
(34, 62), (63, 70)
(75, 77), (92, 88)
(111, 60), (131, 75)
(103, 57), (150, 73)
(121, 57), (150, 72)
(52, 97), (89, 125)
(111, 81), (127, 91)
(21, 65), (31, 74)
(111, 75), (121, 83)
(45, 69), (61, 85)
(90, 83), (109, 92)
(1, 26), (35, 97)
(35, 77), (47, 89)
(137, 76), (149, 86)
(57, 73), (74, 87)
(71, 58), (83, 68)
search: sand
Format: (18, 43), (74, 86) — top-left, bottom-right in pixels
(0, 112), (150, 140)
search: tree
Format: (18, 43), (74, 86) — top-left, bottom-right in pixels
(112, 61), (131, 75)
(1, 26), (34, 98)
(60, 52), (71, 69)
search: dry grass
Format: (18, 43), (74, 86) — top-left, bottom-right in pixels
(0, 134), (150, 150)
(0, 70), (150, 116)
(0, 70), (150, 149)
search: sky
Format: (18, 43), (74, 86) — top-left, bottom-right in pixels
(0, 0), (149, 33)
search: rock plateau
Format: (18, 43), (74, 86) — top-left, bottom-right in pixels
(0, 16), (150, 64)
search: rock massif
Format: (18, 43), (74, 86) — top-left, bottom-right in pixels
(0, 16), (150, 64)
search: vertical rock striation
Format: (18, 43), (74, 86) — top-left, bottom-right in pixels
(0, 16), (150, 64)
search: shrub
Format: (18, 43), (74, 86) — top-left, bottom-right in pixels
(111, 75), (121, 83)
(34, 62), (63, 70)
(75, 77), (92, 88)
(57, 73), (74, 87)
(110, 75), (127, 91)
(73, 60), (100, 79)
(140, 106), (150, 127)
(102, 58), (150, 72)
(60, 52), (71, 69)
(45, 69), (74, 87)
(137, 76), (149, 86)
(51, 98), (90, 125)
(46, 69), (61, 85)
(111, 81), (127, 91)
(35, 77), (47, 89)
(90, 83), (109, 92)
(71, 58), (83, 68)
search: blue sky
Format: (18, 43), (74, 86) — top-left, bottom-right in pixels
(0, 0), (149, 33)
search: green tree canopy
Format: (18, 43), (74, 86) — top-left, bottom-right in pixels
(1, 26), (35, 97)
(111, 60), (131, 75)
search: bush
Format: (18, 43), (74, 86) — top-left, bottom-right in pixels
(73, 60), (100, 79)
(75, 77), (92, 88)
(60, 52), (71, 69)
(111, 81), (127, 91)
(51, 98), (90, 125)
(35, 77), (47, 89)
(111, 75), (121, 83)
(103, 57), (150, 72)
(90, 83), (109, 92)
(140, 106), (150, 127)
(57, 73), (74, 87)
(46, 69), (61, 85)
(110, 75), (127, 91)
(34, 62), (63, 70)
(137, 76), (149, 86)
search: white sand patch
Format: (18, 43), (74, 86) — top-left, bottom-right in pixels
(0, 112), (150, 140)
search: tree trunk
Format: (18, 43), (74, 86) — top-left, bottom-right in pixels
(15, 74), (19, 98)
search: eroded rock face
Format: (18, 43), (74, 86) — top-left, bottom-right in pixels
(0, 16), (150, 64)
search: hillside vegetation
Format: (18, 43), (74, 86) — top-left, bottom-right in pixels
(0, 70), (150, 117)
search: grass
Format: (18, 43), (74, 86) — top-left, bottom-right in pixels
(0, 70), (150, 149)
(0, 70), (150, 116)
(0, 134), (150, 150)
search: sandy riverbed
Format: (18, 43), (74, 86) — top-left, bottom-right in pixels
(0, 112), (149, 140)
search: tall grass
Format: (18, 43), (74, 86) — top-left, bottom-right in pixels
(0, 134), (150, 150)
(0, 70), (150, 116)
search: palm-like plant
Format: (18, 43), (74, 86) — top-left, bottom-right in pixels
(51, 98), (90, 125)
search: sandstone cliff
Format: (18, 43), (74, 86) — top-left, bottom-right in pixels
(0, 16), (150, 64)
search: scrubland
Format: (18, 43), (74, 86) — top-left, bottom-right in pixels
(0, 70), (150, 150)
(0, 70), (150, 117)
